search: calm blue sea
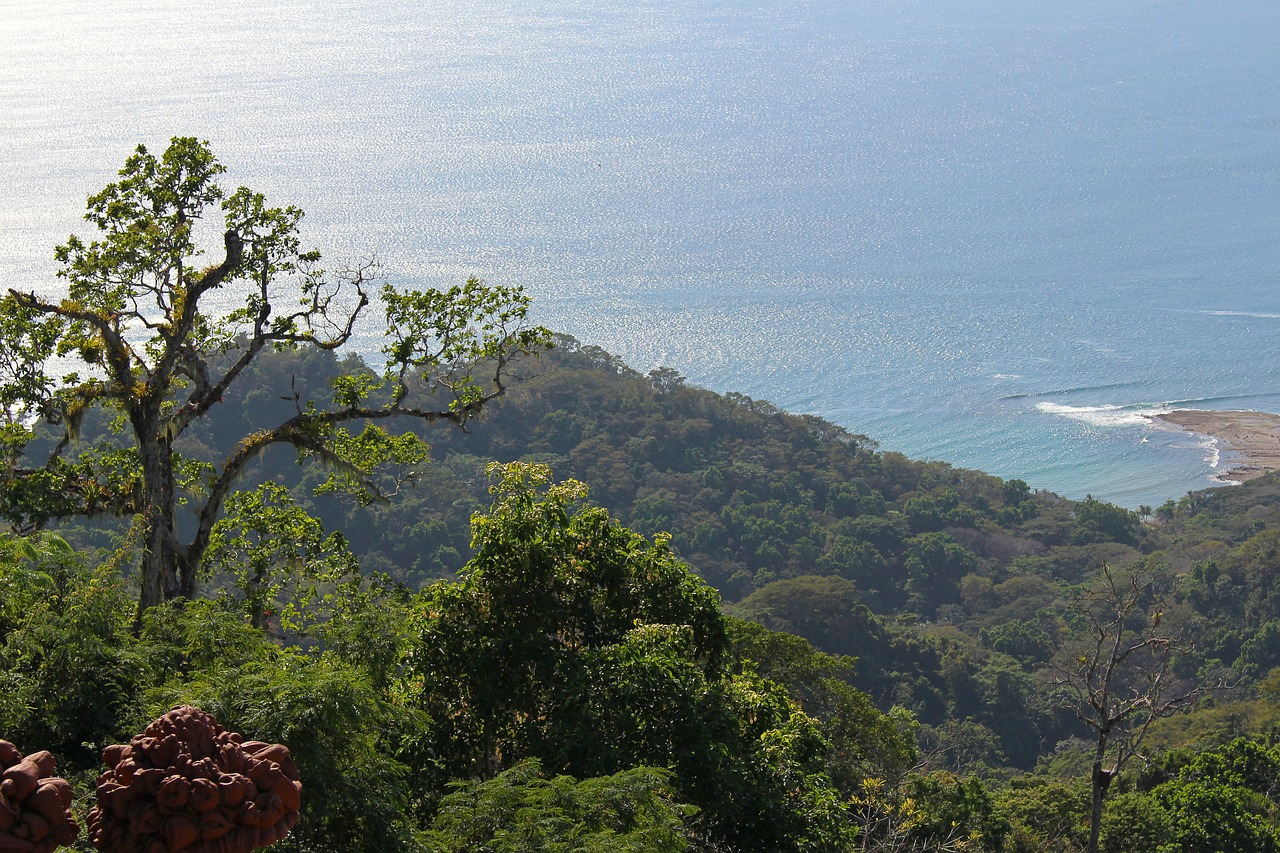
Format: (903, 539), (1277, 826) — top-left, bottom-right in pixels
(2, 0), (1279, 508)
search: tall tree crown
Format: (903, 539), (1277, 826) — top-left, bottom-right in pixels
(0, 137), (552, 610)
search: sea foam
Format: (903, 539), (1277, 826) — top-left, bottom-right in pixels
(1035, 402), (1172, 429)
(1201, 310), (1280, 320)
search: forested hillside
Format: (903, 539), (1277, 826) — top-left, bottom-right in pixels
(13, 333), (1280, 850)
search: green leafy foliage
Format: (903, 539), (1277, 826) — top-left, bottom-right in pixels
(995, 778), (1090, 853)
(204, 481), (359, 630)
(725, 617), (917, 792)
(1074, 496), (1142, 545)
(423, 760), (694, 852)
(398, 462), (867, 852)
(1097, 792), (1177, 853)
(151, 646), (414, 853)
(0, 533), (151, 766)
(1157, 780), (1280, 852)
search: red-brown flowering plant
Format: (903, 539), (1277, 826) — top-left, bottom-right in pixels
(87, 707), (301, 853)
(0, 739), (78, 852)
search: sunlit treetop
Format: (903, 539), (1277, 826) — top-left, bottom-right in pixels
(0, 136), (552, 612)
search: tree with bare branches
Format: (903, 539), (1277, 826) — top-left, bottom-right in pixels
(1052, 561), (1224, 853)
(0, 137), (551, 615)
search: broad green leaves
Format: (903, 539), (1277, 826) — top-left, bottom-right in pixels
(60, 138), (225, 308)
(0, 294), (63, 424)
(399, 463), (871, 852)
(423, 760), (695, 853)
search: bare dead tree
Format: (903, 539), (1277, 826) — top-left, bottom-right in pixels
(1050, 561), (1228, 853)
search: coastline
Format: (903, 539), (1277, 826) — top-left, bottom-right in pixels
(1153, 410), (1280, 483)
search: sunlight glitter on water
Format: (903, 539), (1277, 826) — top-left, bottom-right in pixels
(4, 1), (1280, 507)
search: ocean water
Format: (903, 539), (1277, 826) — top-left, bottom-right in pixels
(2, 0), (1279, 508)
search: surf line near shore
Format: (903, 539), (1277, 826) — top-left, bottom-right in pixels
(1152, 410), (1280, 483)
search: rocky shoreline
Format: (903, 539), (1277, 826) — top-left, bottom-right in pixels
(1154, 409), (1280, 483)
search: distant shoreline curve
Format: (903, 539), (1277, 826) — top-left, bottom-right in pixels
(1152, 409), (1280, 483)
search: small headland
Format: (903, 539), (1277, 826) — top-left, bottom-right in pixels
(1154, 409), (1280, 482)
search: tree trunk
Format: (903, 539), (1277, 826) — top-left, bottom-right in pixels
(136, 428), (189, 616)
(1088, 728), (1111, 853)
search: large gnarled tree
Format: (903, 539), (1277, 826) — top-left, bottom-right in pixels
(0, 137), (550, 613)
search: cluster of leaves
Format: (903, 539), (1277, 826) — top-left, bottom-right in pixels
(422, 760), (695, 852)
(398, 462), (923, 852)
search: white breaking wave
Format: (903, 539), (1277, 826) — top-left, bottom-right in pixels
(1038, 402), (1226, 472)
(1035, 402), (1172, 428)
(1202, 310), (1280, 320)
(1198, 435), (1222, 469)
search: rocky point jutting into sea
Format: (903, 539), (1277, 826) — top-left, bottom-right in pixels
(1155, 410), (1280, 484)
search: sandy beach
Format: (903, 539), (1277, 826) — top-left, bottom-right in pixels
(1154, 410), (1280, 482)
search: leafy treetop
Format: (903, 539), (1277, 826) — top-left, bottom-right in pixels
(0, 137), (551, 612)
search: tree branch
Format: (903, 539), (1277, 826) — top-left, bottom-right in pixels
(7, 290), (136, 394)
(150, 229), (244, 396)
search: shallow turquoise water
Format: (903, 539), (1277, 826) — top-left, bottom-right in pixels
(2, 0), (1278, 507)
